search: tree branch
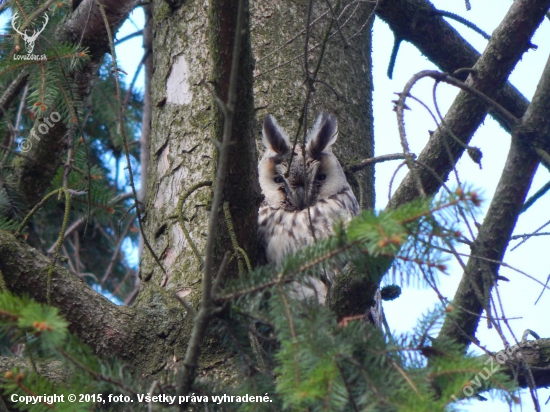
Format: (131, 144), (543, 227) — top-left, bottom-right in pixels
(375, 0), (530, 132)
(0, 230), (136, 358)
(478, 338), (550, 389)
(388, 0), (550, 209)
(437, 41), (550, 349)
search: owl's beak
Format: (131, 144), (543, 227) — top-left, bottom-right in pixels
(295, 185), (306, 209)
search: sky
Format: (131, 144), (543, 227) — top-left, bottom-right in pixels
(111, 3), (550, 408)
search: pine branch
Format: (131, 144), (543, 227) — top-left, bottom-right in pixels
(12, 0), (135, 207)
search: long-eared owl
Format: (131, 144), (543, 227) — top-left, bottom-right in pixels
(257, 112), (360, 304)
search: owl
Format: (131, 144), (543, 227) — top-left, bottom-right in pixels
(257, 112), (360, 304)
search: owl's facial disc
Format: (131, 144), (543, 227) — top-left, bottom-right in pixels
(273, 156), (321, 211)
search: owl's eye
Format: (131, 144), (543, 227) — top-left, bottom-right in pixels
(316, 173), (326, 181)
(274, 176), (284, 184)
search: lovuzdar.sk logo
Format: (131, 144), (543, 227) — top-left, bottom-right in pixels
(12, 11), (49, 61)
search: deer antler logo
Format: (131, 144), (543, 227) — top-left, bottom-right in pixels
(12, 12), (49, 55)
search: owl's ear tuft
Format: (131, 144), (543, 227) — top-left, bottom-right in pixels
(263, 115), (290, 155)
(307, 112), (338, 154)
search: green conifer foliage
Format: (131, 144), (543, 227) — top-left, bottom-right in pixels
(0, 2), (142, 301)
(0, 190), (518, 411)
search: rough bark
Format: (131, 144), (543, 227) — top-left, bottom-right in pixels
(136, 0), (258, 377)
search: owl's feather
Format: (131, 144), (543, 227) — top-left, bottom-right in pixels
(257, 112), (360, 303)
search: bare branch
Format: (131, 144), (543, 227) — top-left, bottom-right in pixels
(388, 0), (550, 210)
(0, 230), (137, 358)
(347, 153), (409, 173)
(436, 2), (550, 349)
(375, 0), (530, 133)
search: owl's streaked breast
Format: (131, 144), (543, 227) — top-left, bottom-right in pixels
(258, 186), (359, 267)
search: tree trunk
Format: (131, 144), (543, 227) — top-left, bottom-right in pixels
(134, 0), (375, 374)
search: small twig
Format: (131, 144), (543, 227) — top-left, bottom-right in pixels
(0, 83), (29, 166)
(0, 144), (33, 160)
(96, 1), (165, 273)
(111, 267), (136, 297)
(429, 83), (477, 239)
(58, 347), (138, 396)
(46, 193), (133, 254)
(312, 78), (340, 99)
(179, 0), (246, 396)
(534, 274), (550, 305)
(511, 217), (550, 251)
(324, 0), (348, 48)
(347, 153), (410, 172)
(394, 87), (425, 196)
(115, 29), (144, 45)
(433, 10), (491, 40)
(255, 0), (362, 79)
(100, 218), (134, 286)
(123, 50), (149, 109)
(401, 70), (519, 131)
(177, 181), (212, 266)
(256, 9), (331, 64)
(174, 293), (196, 319)
(511, 232), (550, 240)
(223, 202), (251, 274)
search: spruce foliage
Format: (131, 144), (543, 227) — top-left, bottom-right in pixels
(0, 1), (142, 301)
(0, 189), (518, 410)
